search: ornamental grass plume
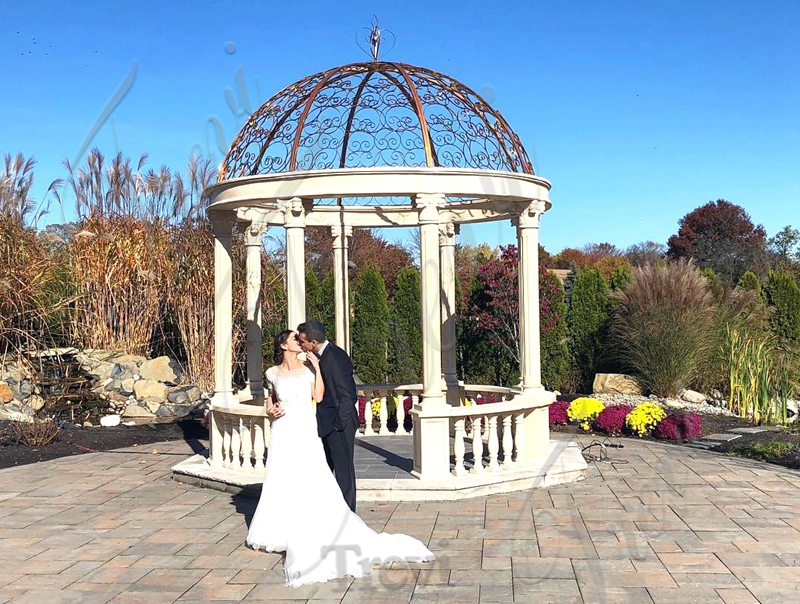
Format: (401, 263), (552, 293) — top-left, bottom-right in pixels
(567, 397), (605, 430)
(625, 402), (667, 437)
(549, 400), (570, 427)
(592, 404), (632, 435)
(654, 413), (703, 441)
(610, 259), (717, 397)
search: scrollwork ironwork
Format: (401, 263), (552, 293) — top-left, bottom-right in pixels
(220, 62), (534, 182)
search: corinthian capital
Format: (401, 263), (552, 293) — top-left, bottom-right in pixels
(416, 193), (445, 224)
(515, 199), (547, 228)
(278, 197), (305, 226)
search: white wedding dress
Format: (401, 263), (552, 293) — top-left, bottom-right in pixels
(246, 366), (434, 586)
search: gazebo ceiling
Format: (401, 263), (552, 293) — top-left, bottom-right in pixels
(219, 61), (534, 181)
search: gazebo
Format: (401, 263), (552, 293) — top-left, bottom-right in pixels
(173, 41), (586, 499)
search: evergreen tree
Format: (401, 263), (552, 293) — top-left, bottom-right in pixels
(701, 267), (726, 304)
(540, 267), (569, 390)
(763, 271), (800, 349)
(567, 267), (610, 392)
(305, 267), (321, 322)
(318, 271), (336, 342)
(351, 264), (389, 383)
(737, 271), (761, 294)
(608, 264), (633, 291)
(388, 267), (422, 383)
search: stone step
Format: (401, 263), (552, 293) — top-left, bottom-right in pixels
(685, 441), (716, 450)
(728, 426), (783, 434)
(702, 433), (742, 442)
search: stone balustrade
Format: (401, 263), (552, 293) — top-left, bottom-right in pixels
(209, 403), (268, 472)
(209, 383), (529, 479)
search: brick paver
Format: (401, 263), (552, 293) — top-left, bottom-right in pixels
(1, 434), (799, 602)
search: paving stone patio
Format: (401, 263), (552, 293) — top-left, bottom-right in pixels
(1, 433), (799, 603)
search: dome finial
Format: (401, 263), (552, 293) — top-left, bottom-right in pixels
(369, 16), (381, 61)
(356, 17), (394, 62)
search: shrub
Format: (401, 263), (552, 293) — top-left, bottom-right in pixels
(567, 267), (610, 392)
(567, 397), (605, 430)
(592, 404), (632, 435)
(611, 260), (717, 397)
(549, 401), (570, 427)
(10, 418), (60, 447)
(654, 413), (703, 441)
(625, 402), (667, 437)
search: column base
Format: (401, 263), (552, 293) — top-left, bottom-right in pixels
(513, 387), (555, 460)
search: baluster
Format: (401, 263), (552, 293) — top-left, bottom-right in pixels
(378, 394), (388, 435)
(514, 411), (526, 465)
(471, 418), (484, 474)
(502, 414), (514, 468)
(253, 419), (266, 471)
(263, 416), (271, 449)
(210, 410), (223, 467)
(222, 415), (232, 468)
(231, 418), (242, 470)
(363, 396), (375, 436)
(241, 418), (253, 470)
(487, 415), (500, 471)
(453, 418), (467, 476)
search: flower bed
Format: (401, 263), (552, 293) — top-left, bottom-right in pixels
(550, 398), (704, 442)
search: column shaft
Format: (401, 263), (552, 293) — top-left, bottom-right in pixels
(282, 198), (306, 329)
(332, 224), (352, 353)
(211, 212), (236, 405)
(244, 219), (267, 403)
(440, 222), (460, 406)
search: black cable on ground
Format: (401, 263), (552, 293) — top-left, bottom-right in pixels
(581, 437), (629, 464)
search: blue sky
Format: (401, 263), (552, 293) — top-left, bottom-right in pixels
(2, 0), (798, 253)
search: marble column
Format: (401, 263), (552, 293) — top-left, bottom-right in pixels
(331, 224), (353, 353)
(282, 197), (306, 330)
(439, 221), (460, 406)
(242, 212), (268, 404)
(211, 211), (237, 406)
(411, 193), (450, 480)
(515, 200), (552, 459)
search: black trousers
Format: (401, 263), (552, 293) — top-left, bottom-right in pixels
(322, 424), (357, 512)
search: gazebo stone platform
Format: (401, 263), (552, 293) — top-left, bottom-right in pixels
(172, 436), (588, 501)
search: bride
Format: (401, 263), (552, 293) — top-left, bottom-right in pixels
(246, 330), (435, 586)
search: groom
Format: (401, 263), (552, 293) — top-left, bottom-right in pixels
(296, 320), (359, 512)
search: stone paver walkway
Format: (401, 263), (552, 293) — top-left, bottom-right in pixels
(1, 434), (800, 603)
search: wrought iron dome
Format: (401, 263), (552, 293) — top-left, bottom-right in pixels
(219, 61), (534, 182)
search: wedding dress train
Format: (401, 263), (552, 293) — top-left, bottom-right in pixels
(246, 367), (434, 586)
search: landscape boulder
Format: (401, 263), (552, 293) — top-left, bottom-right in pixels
(133, 379), (169, 403)
(139, 356), (182, 385)
(679, 389), (707, 404)
(0, 382), (13, 404)
(122, 404), (156, 418)
(593, 373), (643, 396)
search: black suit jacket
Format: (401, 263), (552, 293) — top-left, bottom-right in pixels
(316, 342), (358, 437)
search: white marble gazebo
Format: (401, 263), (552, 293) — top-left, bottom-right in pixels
(173, 55), (586, 499)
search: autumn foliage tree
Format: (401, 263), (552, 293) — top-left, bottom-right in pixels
(667, 199), (767, 285)
(459, 245), (570, 388)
